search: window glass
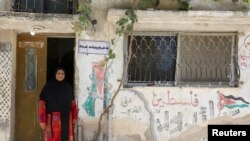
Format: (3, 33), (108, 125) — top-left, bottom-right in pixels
(25, 48), (37, 91)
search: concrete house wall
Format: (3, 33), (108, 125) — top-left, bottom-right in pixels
(0, 30), (16, 141)
(76, 1), (250, 141)
(0, 0), (11, 11)
(0, 0), (250, 141)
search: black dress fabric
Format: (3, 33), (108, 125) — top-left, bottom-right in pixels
(39, 67), (74, 141)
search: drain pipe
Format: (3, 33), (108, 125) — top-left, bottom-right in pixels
(77, 125), (83, 141)
(108, 107), (113, 141)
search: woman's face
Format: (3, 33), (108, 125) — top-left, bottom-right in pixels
(55, 69), (65, 81)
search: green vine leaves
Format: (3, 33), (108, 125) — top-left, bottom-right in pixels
(212, 0), (250, 3)
(74, 0), (250, 35)
(177, 0), (192, 10)
(106, 9), (138, 63)
(73, 0), (92, 35)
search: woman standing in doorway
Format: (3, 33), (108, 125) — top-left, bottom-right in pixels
(38, 67), (78, 141)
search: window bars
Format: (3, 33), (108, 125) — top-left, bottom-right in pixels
(12, 0), (78, 14)
(125, 32), (239, 87)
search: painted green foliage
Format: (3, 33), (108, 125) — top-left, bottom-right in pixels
(82, 68), (97, 117)
(82, 66), (112, 117)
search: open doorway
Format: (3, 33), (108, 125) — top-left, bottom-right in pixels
(47, 37), (75, 87)
(15, 35), (75, 141)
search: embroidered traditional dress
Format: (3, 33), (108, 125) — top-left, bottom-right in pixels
(39, 67), (78, 141)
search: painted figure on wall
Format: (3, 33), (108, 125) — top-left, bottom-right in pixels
(83, 61), (106, 117)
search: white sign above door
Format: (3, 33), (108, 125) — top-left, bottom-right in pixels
(78, 40), (110, 55)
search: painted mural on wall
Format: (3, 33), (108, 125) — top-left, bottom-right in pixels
(151, 90), (200, 134)
(82, 60), (112, 117)
(152, 91), (199, 108)
(79, 34), (250, 141)
(109, 34), (250, 141)
(112, 89), (249, 140)
(217, 91), (249, 111)
(239, 35), (250, 70)
(82, 61), (105, 116)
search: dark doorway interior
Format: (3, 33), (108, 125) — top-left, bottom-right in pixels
(47, 37), (75, 87)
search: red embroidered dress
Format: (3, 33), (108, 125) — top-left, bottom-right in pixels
(39, 100), (78, 141)
(39, 67), (78, 141)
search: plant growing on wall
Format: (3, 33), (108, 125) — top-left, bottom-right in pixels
(90, 1), (163, 140)
(74, 0), (250, 140)
(176, 0), (250, 11)
(75, 0), (190, 140)
(74, 0), (97, 35)
(177, 0), (192, 10)
(242, 0), (250, 3)
(74, 0), (198, 34)
(211, 0), (250, 10)
(93, 5), (139, 141)
(212, 0), (250, 3)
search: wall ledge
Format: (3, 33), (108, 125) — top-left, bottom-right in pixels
(107, 9), (250, 32)
(0, 11), (75, 33)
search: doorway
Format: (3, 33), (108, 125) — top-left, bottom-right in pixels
(15, 34), (75, 141)
(47, 37), (75, 87)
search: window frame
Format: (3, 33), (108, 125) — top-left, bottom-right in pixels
(124, 32), (240, 88)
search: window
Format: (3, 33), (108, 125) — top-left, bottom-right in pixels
(125, 32), (239, 87)
(12, 0), (78, 14)
(25, 48), (37, 91)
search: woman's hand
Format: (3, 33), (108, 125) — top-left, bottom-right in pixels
(73, 119), (78, 125)
(40, 123), (45, 130)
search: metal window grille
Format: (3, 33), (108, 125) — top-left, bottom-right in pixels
(12, 0), (78, 14)
(126, 33), (177, 86)
(125, 32), (239, 87)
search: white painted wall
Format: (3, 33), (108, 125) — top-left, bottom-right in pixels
(0, 0), (11, 11)
(0, 0), (250, 141)
(76, 8), (250, 141)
